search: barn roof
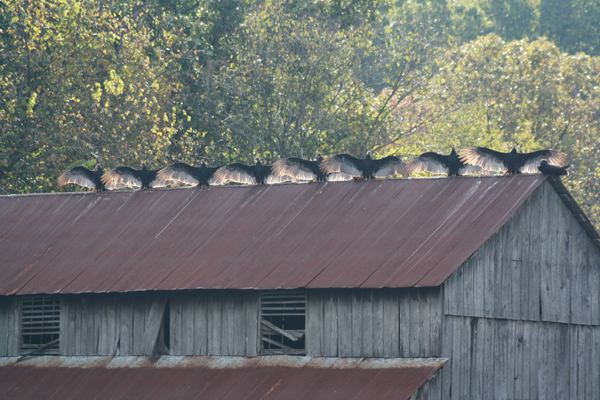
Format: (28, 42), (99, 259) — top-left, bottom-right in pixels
(0, 174), (592, 295)
(0, 356), (446, 400)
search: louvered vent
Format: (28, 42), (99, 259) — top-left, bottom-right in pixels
(20, 295), (60, 355)
(260, 290), (305, 355)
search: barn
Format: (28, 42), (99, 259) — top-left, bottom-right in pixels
(0, 174), (598, 399)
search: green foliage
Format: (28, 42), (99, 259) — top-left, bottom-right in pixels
(0, 0), (180, 193)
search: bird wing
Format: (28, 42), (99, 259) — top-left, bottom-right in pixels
(326, 173), (353, 182)
(212, 163), (257, 184)
(458, 147), (507, 172)
(272, 158), (318, 181)
(320, 154), (363, 176)
(157, 163), (200, 186)
(518, 150), (568, 173)
(101, 167), (142, 189)
(372, 156), (409, 177)
(57, 167), (96, 189)
(405, 152), (449, 175)
(458, 164), (484, 175)
(266, 174), (300, 184)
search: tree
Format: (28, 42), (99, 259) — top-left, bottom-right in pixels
(183, 0), (445, 163)
(0, 0), (181, 193)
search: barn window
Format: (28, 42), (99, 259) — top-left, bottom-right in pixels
(260, 290), (305, 355)
(20, 295), (60, 356)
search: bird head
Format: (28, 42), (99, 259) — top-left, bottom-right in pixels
(366, 150), (372, 159)
(141, 162), (147, 169)
(511, 144), (519, 153)
(255, 157), (262, 165)
(201, 159), (206, 165)
(540, 160), (548, 166)
(95, 163), (102, 170)
(316, 152), (323, 161)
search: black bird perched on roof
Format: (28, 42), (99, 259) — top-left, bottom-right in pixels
(272, 153), (350, 182)
(101, 162), (165, 189)
(406, 146), (482, 176)
(458, 145), (568, 175)
(57, 164), (106, 191)
(157, 159), (220, 187)
(319, 151), (408, 180)
(212, 157), (293, 185)
(538, 160), (569, 176)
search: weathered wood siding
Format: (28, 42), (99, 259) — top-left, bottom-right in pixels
(169, 290), (259, 356)
(306, 288), (442, 358)
(444, 181), (600, 325)
(59, 292), (168, 356)
(0, 296), (20, 356)
(413, 315), (600, 400)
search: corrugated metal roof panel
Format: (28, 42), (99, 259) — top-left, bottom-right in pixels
(0, 176), (559, 294)
(0, 356), (446, 400)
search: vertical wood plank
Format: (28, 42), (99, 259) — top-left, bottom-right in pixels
(133, 292), (148, 355)
(538, 323), (550, 399)
(510, 203), (524, 320)
(569, 325), (578, 400)
(193, 290), (208, 356)
(351, 290), (363, 357)
(181, 291), (195, 355)
(440, 315), (454, 400)
(107, 294), (118, 356)
(500, 218), (514, 319)
(221, 291), (234, 355)
(450, 316), (462, 400)
(306, 290), (323, 357)
(0, 297), (8, 356)
(591, 327), (600, 400)
(371, 290), (383, 358)
(555, 323), (570, 399)
(208, 291), (221, 355)
(542, 183), (562, 323)
(569, 219), (586, 325)
(93, 295), (102, 356)
(383, 289), (399, 357)
(140, 292), (168, 356)
(420, 289), (431, 357)
(409, 290), (422, 357)
(244, 290), (259, 357)
(463, 256), (474, 317)
(232, 291), (246, 356)
(337, 290), (352, 357)
(470, 317), (484, 400)
(59, 295), (69, 356)
(519, 197), (532, 321)
(483, 235), (496, 318)
(80, 295), (91, 355)
(492, 231), (504, 319)
(119, 293), (133, 356)
(527, 184), (544, 322)
(361, 290), (373, 357)
(527, 322), (539, 400)
(69, 295), (80, 356)
(323, 290), (338, 357)
(398, 290), (410, 357)
(513, 321), (524, 400)
(472, 247), (485, 318)
(589, 248), (600, 326)
(430, 287), (442, 357)
(482, 318), (494, 400)
(557, 193), (572, 324)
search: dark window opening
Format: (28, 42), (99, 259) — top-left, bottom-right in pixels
(158, 297), (170, 355)
(260, 290), (305, 355)
(20, 295), (60, 356)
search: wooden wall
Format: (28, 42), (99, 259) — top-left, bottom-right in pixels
(306, 288), (442, 358)
(169, 290), (259, 356)
(0, 296), (20, 357)
(444, 181), (600, 325)
(59, 292), (167, 356)
(414, 316), (600, 400)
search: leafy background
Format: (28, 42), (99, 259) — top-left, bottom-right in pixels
(1, 0), (599, 227)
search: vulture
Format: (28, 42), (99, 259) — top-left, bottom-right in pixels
(157, 159), (219, 187)
(212, 157), (294, 185)
(57, 164), (106, 191)
(319, 151), (408, 180)
(459, 145), (568, 175)
(406, 146), (482, 176)
(538, 160), (569, 176)
(272, 153), (350, 182)
(101, 162), (165, 189)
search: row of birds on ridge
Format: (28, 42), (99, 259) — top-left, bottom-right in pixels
(58, 145), (570, 192)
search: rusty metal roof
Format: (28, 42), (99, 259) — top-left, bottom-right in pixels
(0, 175), (551, 294)
(0, 356), (446, 400)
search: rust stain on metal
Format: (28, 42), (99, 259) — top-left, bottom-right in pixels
(0, 356), (447, 400)
(0, 176), (553, 294)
